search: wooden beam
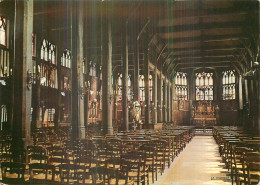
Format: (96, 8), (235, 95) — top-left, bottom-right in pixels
(161, 34), (247, 43)
(158, 21), (245, 33)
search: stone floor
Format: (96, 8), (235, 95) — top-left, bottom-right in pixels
(153, 135), (231, 185)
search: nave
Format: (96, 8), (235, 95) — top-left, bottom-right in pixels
(0, 0), (259, 184)
(155, 135), (230, 185)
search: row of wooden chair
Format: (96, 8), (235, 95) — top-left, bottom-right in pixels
(0, 125), (195, 184)
(213, 126), (260, 185)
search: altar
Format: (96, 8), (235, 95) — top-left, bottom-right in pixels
(191, 101), (217, 126)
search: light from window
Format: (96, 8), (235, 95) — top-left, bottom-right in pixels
(222, 70), (235, 100)
(195, 72), (213, 100)
(139, 75), (145, 102)
(47, 108), (55, 122)
(117, 74), (131, 101)
(0, 17), (6, 46)
(40, 39), (56, 64)
(61, 49), (71, 68)
(175, 72), (188, 100)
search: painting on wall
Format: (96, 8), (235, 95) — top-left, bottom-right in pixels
(179, 100), (185, 110)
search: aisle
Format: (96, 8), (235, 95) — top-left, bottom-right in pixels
(153, 136), (231, 185)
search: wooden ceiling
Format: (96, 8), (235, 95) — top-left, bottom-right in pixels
(6, 0), (258, 76)
(157, 1), (258, 73)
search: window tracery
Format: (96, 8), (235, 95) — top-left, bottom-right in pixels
(195, 72), (213, 100)
(175, 72), (188, 100)
(222, 70), (236, 100)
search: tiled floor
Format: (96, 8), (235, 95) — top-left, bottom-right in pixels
(153, 136), (231, 185)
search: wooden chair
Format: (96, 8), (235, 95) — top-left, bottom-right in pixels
(238, 152), (260, 185)
(106, 165), (134, 185)
(1, 162), (26, 184)
(59, 163), (85, 184)
(29, 163), (55, 184)
(28, 154), (48, 164)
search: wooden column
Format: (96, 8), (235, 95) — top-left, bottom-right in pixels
(153, 63), (158, 124)
(84, 60), (89, 128)
(101, 4), (113, 135)
(168, 82), (171, 123)
(163, 79), (167, 122)
(54, 48), (62, 130)
(71, 1), (85, 139)
(158, 71), (163, 122)
(12, 0), (33, 159)
(33, 36), (42, 129)
(112, 71), (117, 128)
(172, 80), (175, 123)
(121, 22), (129, 131)
(144, 34), (150, 126)
(239, 75), (243, 109)
(134, 39), (139, 102)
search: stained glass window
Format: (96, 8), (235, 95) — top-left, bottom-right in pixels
(195, 72), (213, 100)
(0, 17), (6, 46)
(40, 39), (56, 64)
(175, 72), (188, 100)
(139, 75), (145, 102)
(222, 70), (236, 100)
(117, 74), (131, 101)
(47, 108), (55, 122)
(61, 49), (71, 68)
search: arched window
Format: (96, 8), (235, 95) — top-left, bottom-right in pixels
(175, 72), (188, 100)
(0, 17), (6, 46)
(40, 39), (56, 64)
(117, 74), (131, 101)
(61, 49), (71, 68)
(139, 75), (145, 102)
(222, 70), (235, 100)
(195, 72), (213, 100)
(39, 39), (57, 88)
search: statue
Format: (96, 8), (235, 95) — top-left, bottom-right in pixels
(131, 101), (142, 130)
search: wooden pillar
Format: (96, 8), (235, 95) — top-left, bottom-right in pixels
(54, 48), (62, 130)
(101, 3), (113, 135)
(163, 79), (167, 122)
(121, 22), (129, 131)
(144, 34), (150, 126)
(84, 60), (89, 128)
(134, 40), (139, 102)
(112, 71), (117, 128)
(71, 1), (85, 139)
(168, 82), (171, 123)
(172, 80), (175, 123)
(153, 63), (158, 124)
(33, 36), (42, 129)
(12, 0), (33, 159)
(158, 71), (163, 122)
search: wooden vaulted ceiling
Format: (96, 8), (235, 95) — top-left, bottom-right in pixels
(19, 0), (260, 77)
(157, 0), (259, 74)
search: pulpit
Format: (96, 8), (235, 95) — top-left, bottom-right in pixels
(191, 101), (216, 126)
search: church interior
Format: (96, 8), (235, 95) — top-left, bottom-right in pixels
(0, 0), (259, 184)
